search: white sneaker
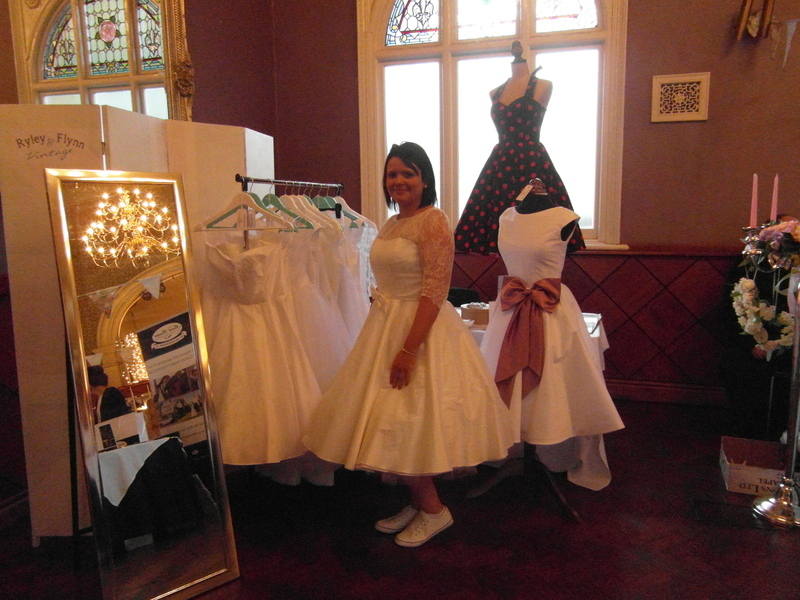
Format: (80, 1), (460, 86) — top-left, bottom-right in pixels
(394, 506), (453, 547)
(375, 505), (418, 534)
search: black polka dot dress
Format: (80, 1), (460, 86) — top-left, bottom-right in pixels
(454, 76), (585, 255)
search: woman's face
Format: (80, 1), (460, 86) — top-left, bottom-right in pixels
(385, 157), (424, 211)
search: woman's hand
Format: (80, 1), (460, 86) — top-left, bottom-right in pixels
(390, 349), (417, 389)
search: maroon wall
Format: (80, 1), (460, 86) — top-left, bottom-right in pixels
(186, 0), (277, 138)
(186, 0), (362, 209)
(0, 1), (18, 105)
(271, 1), (361, 208)
(622, 1), (800, 251)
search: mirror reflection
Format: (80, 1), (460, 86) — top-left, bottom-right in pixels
(48, 172), (237, 600)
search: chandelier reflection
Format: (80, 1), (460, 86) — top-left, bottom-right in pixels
(81, 187), (181, 267)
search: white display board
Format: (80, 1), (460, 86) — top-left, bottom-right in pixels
(0, 104), (274, 541)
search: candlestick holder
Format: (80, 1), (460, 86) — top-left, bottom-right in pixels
(741, 226), (765, 271)
(753, 272), (800, 527)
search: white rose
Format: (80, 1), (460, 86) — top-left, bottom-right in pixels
(744, 321), (762, 335)
(754, 329), (769, 344)
(738, 316), (749, 329)
(760, 304), (776, 321)
(739, 278), (756, 292)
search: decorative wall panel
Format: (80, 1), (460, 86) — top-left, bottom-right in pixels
(453, 251), (739, 406)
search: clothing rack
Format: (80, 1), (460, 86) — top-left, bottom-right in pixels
(235, 173), (343, 194)
(234, 173), (344, 218)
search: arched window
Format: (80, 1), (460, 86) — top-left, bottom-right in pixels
(9, 0), (193, 120)
(358, 0), (627, 247)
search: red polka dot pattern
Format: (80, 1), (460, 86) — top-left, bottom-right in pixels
(454, 76), (586, 255)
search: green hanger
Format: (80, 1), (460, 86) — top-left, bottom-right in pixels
(260, 193), (314, 229)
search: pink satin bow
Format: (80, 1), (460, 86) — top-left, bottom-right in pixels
(494, 276), (561, 406)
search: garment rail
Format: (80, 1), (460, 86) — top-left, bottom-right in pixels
(234, 173), (344, 218)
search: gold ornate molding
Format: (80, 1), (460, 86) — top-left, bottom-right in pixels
(163, 0), (194, 121)
(24, 0), (42, 9)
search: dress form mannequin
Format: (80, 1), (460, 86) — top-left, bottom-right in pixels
(493, 41), (553, 108)
(517, 178), (577, 241)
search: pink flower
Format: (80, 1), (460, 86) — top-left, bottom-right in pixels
(99, 21), (117, 43)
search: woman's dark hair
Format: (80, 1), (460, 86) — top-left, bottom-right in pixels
(88, 365), (109, 387)
(382, 142), (437, 209)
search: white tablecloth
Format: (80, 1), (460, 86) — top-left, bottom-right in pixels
(98, 438), (171, 506)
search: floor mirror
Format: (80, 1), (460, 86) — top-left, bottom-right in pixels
(45, 169), (239, 600)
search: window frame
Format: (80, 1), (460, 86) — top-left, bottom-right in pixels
(357, 0), (628, 248)
(8, 0), (193, 121)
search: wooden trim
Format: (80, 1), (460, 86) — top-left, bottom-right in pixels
(607, 379), (728, 407)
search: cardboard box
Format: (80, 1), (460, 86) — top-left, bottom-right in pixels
(460, 302), (489, 326)
(719, 436), (785, 496)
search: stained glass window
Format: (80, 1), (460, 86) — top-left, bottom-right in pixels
(137, 0), (164, 71)
(42, 4), (77, 79)
(36, 1), (168, 118)
(85, 0), (130, 75)
(535, 0), (598, 33)
(385, 0), (439, 46)
(457, 0), (518, 40)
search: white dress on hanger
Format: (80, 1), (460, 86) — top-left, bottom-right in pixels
(279, 229), (352, 391)
(303, 208), (515, 475)
(480, 206), (624, 490)
(201, 238), (322, 466)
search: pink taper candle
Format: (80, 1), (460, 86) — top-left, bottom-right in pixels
(750, 173), (758, 227)
(770, 174), (779, 222)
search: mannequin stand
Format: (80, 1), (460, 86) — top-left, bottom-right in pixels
(466, 445), (581, 522)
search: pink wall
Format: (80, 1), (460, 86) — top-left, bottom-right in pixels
(622, 1), (800, 251)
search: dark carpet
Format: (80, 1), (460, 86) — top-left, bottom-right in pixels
(3, 399), (800, 599)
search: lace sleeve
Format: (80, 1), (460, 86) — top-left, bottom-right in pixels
(417, 209), (454, 306)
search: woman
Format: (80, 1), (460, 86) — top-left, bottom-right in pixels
(304, 142), (514, 547)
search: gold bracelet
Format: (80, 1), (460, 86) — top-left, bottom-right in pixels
(400, 347), (417, 358)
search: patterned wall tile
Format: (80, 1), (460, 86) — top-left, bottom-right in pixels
(453, 252), (739, 403)
(667, 260), (727, 319)
(579, 288), (627, 335)
(571, 254), (626, 284)
(638, 256), (695, 286)
(600, 258), (661, 316)
(632, 291), (697, 349)
(606, 320), (660, 378)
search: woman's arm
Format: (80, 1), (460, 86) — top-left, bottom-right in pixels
(389, 210), (454, 389)
(389, 296), (440, 389)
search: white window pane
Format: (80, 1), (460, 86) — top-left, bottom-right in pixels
(457, 56), (510, 216)
(91, 89), (133, 112)
(384, 62), (441, 211)
(41, 93), (81, 105)
(536, 48), (599, 229)
(536, 0), (598, 33)
(457, 0), (518, 40)
(142, 86), (168, 119)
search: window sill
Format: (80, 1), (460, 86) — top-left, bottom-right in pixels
(583, 240), (630, 251)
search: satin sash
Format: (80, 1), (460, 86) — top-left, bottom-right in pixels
(494, 276), (561, 406)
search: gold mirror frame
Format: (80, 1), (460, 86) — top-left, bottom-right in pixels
(45, 169), (237, 600)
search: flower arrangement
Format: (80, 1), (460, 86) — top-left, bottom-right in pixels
(733, 217), (800, 359)
(731, 277), (794, 357)
(758, 219), (800, 270)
